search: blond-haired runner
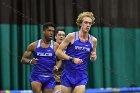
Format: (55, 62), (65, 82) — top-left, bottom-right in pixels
(56, 12), (97, 93)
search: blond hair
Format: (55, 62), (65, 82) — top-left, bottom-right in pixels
(76, 12), (95, 26)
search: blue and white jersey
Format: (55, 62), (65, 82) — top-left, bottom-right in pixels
(31, 39), (56, 77)
(63, 31), (93, 72)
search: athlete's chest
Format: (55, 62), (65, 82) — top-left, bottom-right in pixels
(73, 41), (92, 52)
(34, 47), (54, 57)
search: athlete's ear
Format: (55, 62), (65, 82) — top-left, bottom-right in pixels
(55, 36), (57, 40)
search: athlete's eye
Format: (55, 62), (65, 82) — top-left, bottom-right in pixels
(47, 29), (55, 33)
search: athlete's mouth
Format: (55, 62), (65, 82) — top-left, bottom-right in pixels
(86, 28), (90, 30)
(49, 36), (53, 38)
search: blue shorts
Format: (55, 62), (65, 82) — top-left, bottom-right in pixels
(30, 74), (56, 89)
(61, 70), (88, 88)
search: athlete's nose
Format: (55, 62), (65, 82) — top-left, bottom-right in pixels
(50, 31), (54, 35)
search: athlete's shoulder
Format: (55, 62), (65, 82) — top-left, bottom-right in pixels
(27, 40), (38, 51)
(67, 32), (75, 36)
(31, 40), (39, 47)
(90, 35), (97, 42)
(90, 36), (97, 47)
(92, 36), (97, 42)
(67, 32), (77, 39)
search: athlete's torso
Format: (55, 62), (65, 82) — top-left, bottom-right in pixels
(63, 31), (93, 72)
(31, 39), (56, 77)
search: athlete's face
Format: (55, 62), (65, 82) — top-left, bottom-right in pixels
(80, 17), (93, 33)
(43, 26), (55, 41)
(55, 31), (65, 44)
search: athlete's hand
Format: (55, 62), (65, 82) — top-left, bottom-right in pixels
(90, 52), (97, 61)
(73, 58), (83, 64)
(53, 66), (59, 73)
(30, 58), (38, 64)
(53, 66), (59, 71)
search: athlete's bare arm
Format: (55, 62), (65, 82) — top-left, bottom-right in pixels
(53, 60), (62, 71)
(56, 60), (62, 68)
(56, 33), (74, 60)
(56, 32), (83, 64)
(21, 42), (38, 64)
(54, 42), (59, 52)
(53, 42), (60, 70)
(90, 37), (97, 61)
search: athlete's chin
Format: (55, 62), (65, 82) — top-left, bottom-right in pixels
(45, 37), (52, 41)
(59, 39), (63, 43)
(83, 30), (89, 33)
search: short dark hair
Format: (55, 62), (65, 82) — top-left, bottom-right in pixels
(43, 22), (55, 31)
(55, 29), (65, 36)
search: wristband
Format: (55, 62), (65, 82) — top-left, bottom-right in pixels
(69, 57), (75, 62)
(29, 59), (33, 64)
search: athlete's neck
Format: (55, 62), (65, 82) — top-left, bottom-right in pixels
(42, 38), (51, 44)
(79, 30), (88, 39)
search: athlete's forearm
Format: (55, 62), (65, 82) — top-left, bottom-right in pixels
(21, 57), (31, 64)
(56, 49), (70, 60)
(56, 60), (62, 69)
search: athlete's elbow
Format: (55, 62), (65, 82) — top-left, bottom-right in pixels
(21, 57), (27, 64)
